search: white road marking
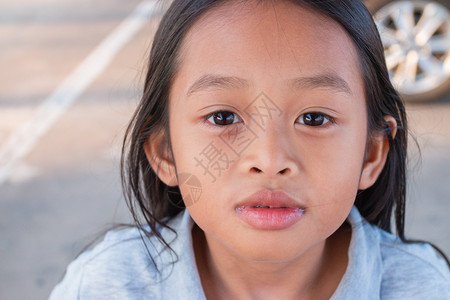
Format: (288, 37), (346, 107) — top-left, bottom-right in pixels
(8, 163), (39, 184)
(0, 0), (161, 185)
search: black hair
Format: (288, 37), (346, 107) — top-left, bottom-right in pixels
(121, 0), (449, 271)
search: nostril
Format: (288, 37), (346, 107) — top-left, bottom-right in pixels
(250, 167), (290, 175)
(279, 168), (289, 175)
(251, 167), (262, 173)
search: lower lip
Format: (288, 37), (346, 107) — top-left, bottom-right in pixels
(235, 206), (305, 230)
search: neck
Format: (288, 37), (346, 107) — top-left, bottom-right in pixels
(192, 223), (351, 300)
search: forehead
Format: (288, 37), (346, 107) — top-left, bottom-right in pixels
(172, 0), (363, 99)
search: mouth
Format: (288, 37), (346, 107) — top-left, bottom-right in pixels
(248, 205), (292, 208)
(235, 189), (304, 209)
(235, 190), (305, 230)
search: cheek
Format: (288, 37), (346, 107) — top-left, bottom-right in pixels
(318, 133), (365, 187)
(303, 114), (367, 189)
(298, 122), (367, 232)
(169, 116), (237, 209)
(169, 119), (251, 254)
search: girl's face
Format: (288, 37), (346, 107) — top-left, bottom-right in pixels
(159, 1), (376, 261)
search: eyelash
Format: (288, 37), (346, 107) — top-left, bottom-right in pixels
(203, 110), (335, 128)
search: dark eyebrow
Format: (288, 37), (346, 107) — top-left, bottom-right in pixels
(288, 74), (352, 95)
(186, 74), (250, 97)
(186, 73), (352, 97)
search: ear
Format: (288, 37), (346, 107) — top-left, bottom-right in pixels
(144, 129), (178, 187)
(359, 116), (397, 190)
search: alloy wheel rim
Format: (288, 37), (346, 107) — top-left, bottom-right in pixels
(374, 1), (450, 97)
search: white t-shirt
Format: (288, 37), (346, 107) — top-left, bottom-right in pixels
(49, 206), (450, 299)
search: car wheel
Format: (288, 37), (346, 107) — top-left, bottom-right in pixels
(371, 0), (450, 101)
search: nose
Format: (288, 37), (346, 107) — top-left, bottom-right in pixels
(240, 122), (299, 179)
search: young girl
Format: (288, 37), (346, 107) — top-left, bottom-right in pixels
(50, 0), (450, 299)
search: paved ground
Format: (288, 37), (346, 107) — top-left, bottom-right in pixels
(0, 1), (449, 299)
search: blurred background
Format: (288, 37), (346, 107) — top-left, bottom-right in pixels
(0, 0), (449, 299)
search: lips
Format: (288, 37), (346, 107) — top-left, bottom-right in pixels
(235, 190), (305, 230)
(236, 189), (304, 208)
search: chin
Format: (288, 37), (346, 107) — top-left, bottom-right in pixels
(233, 242), (307, 263)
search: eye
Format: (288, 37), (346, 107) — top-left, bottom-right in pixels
(205, 111), (242, 126)
(297, 112), (332, 127)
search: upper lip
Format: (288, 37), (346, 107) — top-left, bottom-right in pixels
(236, 189), (304, 208)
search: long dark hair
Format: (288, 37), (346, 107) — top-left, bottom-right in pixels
(121, 0), (449, 270)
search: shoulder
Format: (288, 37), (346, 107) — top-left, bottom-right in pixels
(49, 213), (185, 300)
(345, 207), (450, 299)
(49, 227), (160, 299)
(377, 228), (450, 298)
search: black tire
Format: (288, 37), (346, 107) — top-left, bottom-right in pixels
(367, 0), (450, 102)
